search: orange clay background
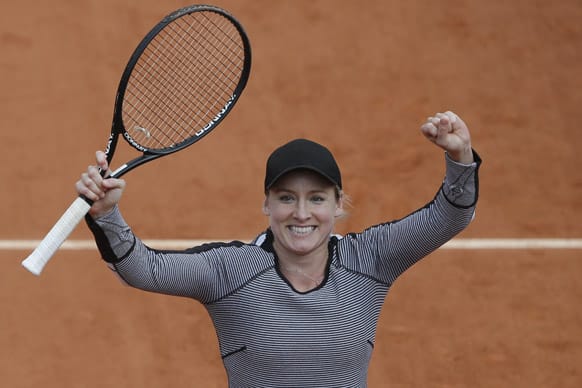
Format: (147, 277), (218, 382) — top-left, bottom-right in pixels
(1, 1), (581, 387)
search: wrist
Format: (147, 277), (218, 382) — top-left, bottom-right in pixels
(89, 205), (116, 220)
(447, 146), (474, 164)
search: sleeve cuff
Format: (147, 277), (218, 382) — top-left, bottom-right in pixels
(442, 149), (481, 207)
(85, 205), (135, 262)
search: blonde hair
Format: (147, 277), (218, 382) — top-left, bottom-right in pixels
(335, 187), (352, 220)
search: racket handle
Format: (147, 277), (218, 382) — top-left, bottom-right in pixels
(21, 196), (92, 276)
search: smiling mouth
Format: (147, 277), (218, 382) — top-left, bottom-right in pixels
(288, 226), (316, 235)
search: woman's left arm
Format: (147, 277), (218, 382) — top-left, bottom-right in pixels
(351, 111), (482, 284)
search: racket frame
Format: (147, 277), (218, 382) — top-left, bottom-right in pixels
(108, 4), (252, 178)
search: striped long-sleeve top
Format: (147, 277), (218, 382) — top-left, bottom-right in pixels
(86, 151), (481, 388)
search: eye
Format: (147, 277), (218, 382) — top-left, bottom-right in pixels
(310, 194), (326, 203)
(278, 194), (295, 203)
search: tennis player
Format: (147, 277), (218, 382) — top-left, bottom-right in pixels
(77, 110), (481, 387)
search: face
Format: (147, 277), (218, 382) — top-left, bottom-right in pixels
(263, 170), (343, 260)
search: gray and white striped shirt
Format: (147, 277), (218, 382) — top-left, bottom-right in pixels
(87, 152), (481, 387)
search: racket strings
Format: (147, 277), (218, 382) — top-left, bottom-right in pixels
(184, 17), (245, 85)
(132, 16), (240, 138)
(159, 20), (238, 131)
(123, 10), (246, 150)
(127, 19), (239, 147)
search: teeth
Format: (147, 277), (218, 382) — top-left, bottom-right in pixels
(289, 226), (315, 235)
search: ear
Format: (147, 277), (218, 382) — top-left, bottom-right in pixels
(262, 196), (270, 216)
(334, 192), (344, 217)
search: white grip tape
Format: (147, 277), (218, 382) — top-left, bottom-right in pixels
(21, 197), (92, 276)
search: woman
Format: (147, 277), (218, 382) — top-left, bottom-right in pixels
(78, 110), (481, 387)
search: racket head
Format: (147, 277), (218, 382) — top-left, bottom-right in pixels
(108, 5), (251, 164)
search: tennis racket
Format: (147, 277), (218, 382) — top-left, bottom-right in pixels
(21, 4), (251, 276)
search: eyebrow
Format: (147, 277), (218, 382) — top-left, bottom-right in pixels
(270, 187), (329, 195)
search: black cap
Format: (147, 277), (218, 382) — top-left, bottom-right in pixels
(264, 138), (342, 191)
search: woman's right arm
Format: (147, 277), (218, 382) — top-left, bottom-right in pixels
(77, 151), (213, 298)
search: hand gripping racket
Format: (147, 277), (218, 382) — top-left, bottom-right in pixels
(22, 5), (251, 275)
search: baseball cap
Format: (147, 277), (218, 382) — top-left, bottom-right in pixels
(264, 138), (342, 191)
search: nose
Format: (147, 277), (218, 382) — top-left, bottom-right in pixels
(293, 199), (311, 221)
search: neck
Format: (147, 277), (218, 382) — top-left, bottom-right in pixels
(277, 251), (328, 288)
(281, 265), (325, 286)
